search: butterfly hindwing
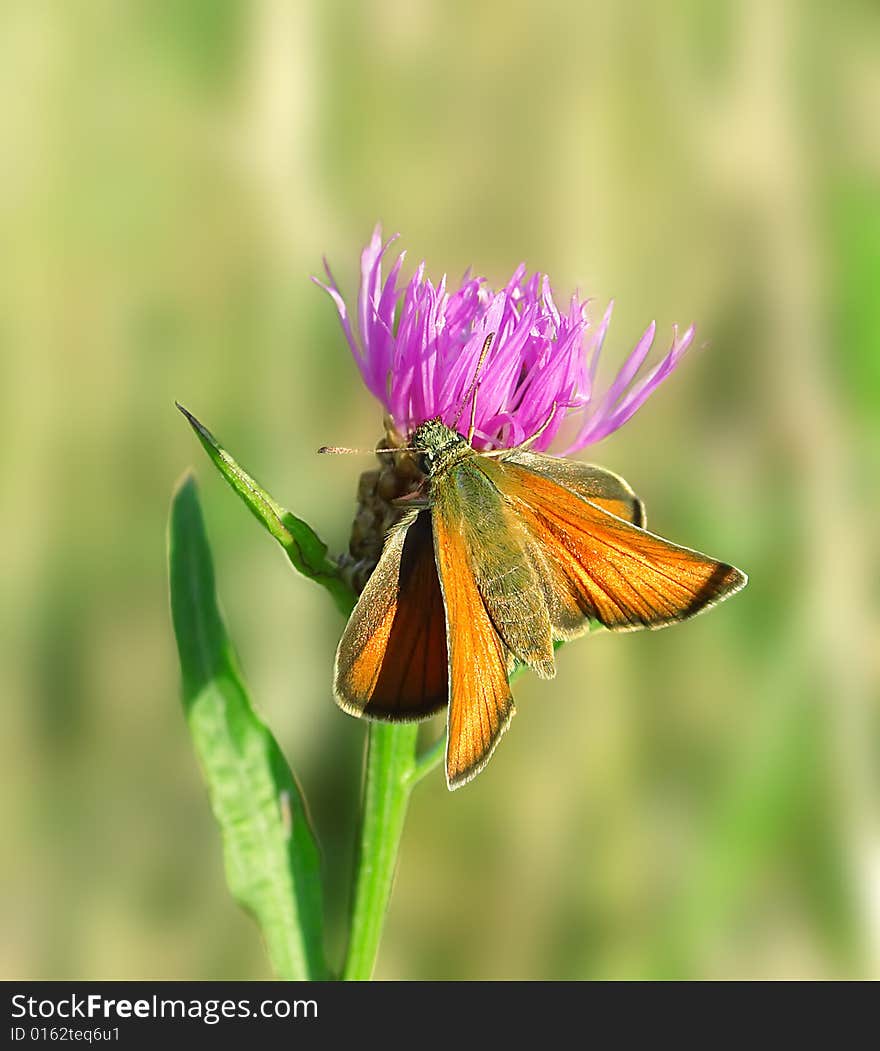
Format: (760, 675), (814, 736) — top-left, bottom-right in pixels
(504, 450), (646, 527)
(334, 509), (448, 721)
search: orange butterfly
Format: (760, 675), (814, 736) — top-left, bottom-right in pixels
(334, 417), (746, 790)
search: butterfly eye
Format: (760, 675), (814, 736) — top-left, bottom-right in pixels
(418, 451), (433, 474)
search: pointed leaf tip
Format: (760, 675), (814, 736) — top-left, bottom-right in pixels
(176, 401), (216, 445)
(177, 405), (355, 617)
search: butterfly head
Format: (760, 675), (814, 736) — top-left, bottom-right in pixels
(411, 418), (470, 478)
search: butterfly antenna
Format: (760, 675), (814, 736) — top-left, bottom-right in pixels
(481, 401), (559, 458)
(318, 445), (417, 455)
(521, 401), (558, 450)
(452, 332), (495, 444)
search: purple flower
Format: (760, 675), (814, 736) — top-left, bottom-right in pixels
(314, 225), (694, 453)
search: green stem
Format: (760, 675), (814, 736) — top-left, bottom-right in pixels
(343, 722), (420, 980)
(340, 651), (571, 978)
(411, 734), (446, 785)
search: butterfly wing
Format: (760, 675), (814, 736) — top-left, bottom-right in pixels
(431, 463), (534, 789)
(504, 450), (646, 527)
(436, 461), (554, 676)
(479, 457), (747, 638)
(334, 509), (448, 721)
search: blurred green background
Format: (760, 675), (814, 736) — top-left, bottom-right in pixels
(3, 0), (878, 980)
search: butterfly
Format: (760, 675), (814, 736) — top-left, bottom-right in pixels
(332, 360), (747, 790)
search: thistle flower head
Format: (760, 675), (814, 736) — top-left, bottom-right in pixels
(314, 225), (694, 454)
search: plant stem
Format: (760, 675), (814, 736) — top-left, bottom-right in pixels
(343, 722), (420, 980)
(411, 734), (446, 785)
(340, 652), (571, 978)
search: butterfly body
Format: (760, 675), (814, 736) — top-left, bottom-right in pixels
(336, 419), (746, 789)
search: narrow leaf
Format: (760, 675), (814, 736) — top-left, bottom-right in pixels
(169, 473), (328, 980)
(176, 403), (354, 617)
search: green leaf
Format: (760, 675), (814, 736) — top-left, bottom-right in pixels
(176, 403), (355, 617)
(168, 473), (328, 980)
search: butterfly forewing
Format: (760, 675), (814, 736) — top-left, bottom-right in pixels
(480, 457), (746, 635)
(431, 466), (524, 788)
(439, 461), (555, 676)
(334, 509), (448, 720)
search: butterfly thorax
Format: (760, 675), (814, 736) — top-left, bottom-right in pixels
(411, 419), (472, 479)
